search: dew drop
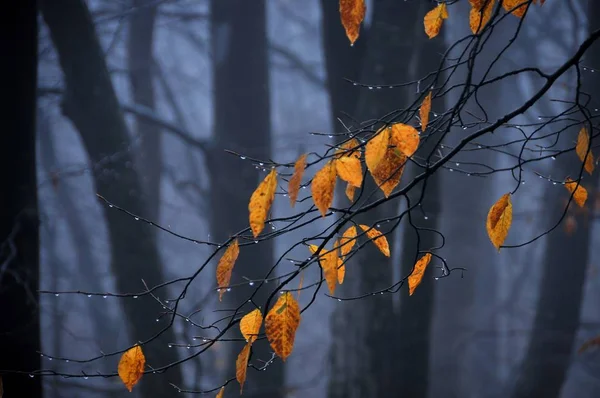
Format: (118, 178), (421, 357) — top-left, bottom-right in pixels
(240, 156), (246, 160)
(424, 216), (429, 220)
(103, 295), (107, 299)
(84, 377), (89, 380)
(449, 169), (454, 172)
(551, 156), (556, 160)
(259, 162), (264, 166)
(55, 293), (59, 297)
(455, 162), (460, 166)
(133, 295), (138, 299)
(337, 299), (342, 302)
(87, 294), (92, 298)
(254, 240), (259, 244)
(168, 344), (173, 348)
(249, 282), (254, 286)
(368, 86), (374, 90)
(108, 204), (114, 208)
(29, 374), (34, 378)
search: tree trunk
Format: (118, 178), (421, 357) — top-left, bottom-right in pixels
(208, 1), (282, 397)
(0, 1), (41, 396)
(40, 0), (183, 395)
(128, 0), (161, 220)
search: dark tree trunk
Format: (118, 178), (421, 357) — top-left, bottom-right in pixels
(208, 1), (282, 397)
(0, 1), (41, 397)
(40, 0), (182, 395)
(128, 0), (161, 220)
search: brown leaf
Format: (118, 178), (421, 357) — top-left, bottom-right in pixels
(359, 224), (390, 257)
(265, 292), (301, 361)
(240, 308), (263, 344)
(288, 154), (307, 207)
(118, 344), (145, 392)
(216, 239), (240, 301)
(339, 0), (366, 45)
(335, 156), (363, 188)
(576, 127), (594, 175)
(565, 178), (588, 208)
(420, 92), (433, 132)
(312, 161), (337, 217)
(249, 168), (278, 238)
(236, 343), (251, 393)
(486, 193), (512, 251)
(423, 2), (448, 39)
(408, 253), (432, 296)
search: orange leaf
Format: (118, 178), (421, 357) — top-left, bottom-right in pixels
(265, 292), (301, 361)
(216, 239), (240, 301)
(576, 127), (594, 175)
(565, 178), (588, 208)
(240, 308), (263, 344)
(503, 0), (529, 18)
(345, 184), (356, 201)
(335, 156), (363, 188)
(249, 168), (278, 238)
(337, 257), (346, 284)
(118, 344), (145, 392)
(369, 144), (407, 197)
(288, 154), (307, 207)
(335, 138), (361, 159)
(236, 343), (251, 393)
(389, 123), (420, 157)
(216, 386), (225, 398)
(359, 224), (390, 257)
(420, 92), (433, 132)
(312, 161), (337, 217)
(486, 193), (512, 251)
(340, 226), (357, 257)
(408, 253), (432, 296)
(308, 243), (338, 295)
(424, 2), (448, 39)
(365, 127), (390, 172)
(339, 0), (366, 45)
(470, 0), (495, 34)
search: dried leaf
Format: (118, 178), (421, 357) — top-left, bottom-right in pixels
(312, 161), (337, 217)
(236, 343), (251, 393)
(345, 184), (356, 201)
(335, 156), (363, 188)
(565, 178), (588, 208)
(389, 123), (420, 157)
(216, 239), (240, 301)
(576, 127), (594, 175)
(486, 193), (512, 251)
(420, 92), (433, 132)
(503, 0), (528, 18)
(216, 386), (225, 398)
(424, 3), (448, 39)
(470, 0), (495, 34)
(339, 0), (366, 45)
(249, 168), (278, 238)
(340, 226), (357, 257)
(408, 253), (432, 296)
(359, 224), (390, 257)
(578, 334), (600, 354)
(365, 127), (390, 172)
(240, 308), (263, 344)
(288, 154), (307, 207)
(118, 344), (145, 392)
(265, 292), (301, 361)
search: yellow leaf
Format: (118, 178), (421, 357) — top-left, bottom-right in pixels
(216, 239), (240, 302)
(408, 253), (432, 296)
(240, 308), (263, 344)
(308, 243), (338, 295)
(339, 0), (366, 45)
(359, 224), (390, 257)
(335, 138), (361, 159)
(486, 193), (512, 251)
(565, 178), (588, 208)
(470, 0), (495, 34)
(297, 270), (305, 300)
(340, 226), (357, 257)
(369, 140), (408, 197)
(118, 344), (145, 392)
(308, 244), (320, 255)
(288, 154), (307, 208)
(365, 127), (390, 172)
(216, 386), (225, 398)
(576, 127), (594, 175)
(335, 156), (363, 188)
(265, 292), (301, 361)
(248, 168), (278, 238)
(345, 183), (356, 201)
(420, 92), (433, 132)
(337, 257), (346, 284)
(312, 161), (337, 217)
(424, 2), (448, 39)
(236, 343), (251, 394)
(389, 123), (420, 157)
(503, 0), (528, 18)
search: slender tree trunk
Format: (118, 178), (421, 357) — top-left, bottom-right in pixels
(40, 0), (182, 395)
(128, 0), (161, 220)
(208, 2), (282, 397)
(0, 1), (41, 396)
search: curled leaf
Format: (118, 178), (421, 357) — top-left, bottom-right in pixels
(240, 308), (263, 344)
(359, 224), (390, 257)
(424, 2), (448, 39)
(265, 292), (301, 361)
(420, 92), (433, 132)
(339, 0), (366, 45)
(335, 156), (363, 188)
(576, 127), (594, 175)
(565, 178), (588, 208)
(236, 343), (251, 393)
(216, 239), (240, 301)
(118, 344), (145, 392)
(486, 193), (512, 251)
(288, 154), (308, 207)
(312, 161), (337, 217)
(408, 253), (432, 296)
(249, 168), (278, 238)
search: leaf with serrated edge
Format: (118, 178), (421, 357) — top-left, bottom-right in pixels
(312, 161), (337, 217)
(335, 157), (363, 188)
(216, 239), (239, 301)
(265, 292), (301, 361)
(249, 168), (277, 238)
(409, 253), (432, 296)
(486, 193), (512, 251)
(288, 154), (307, 207)
(424, 3), (448, 39)
(339, 0), (366, 45)
(118, 344), (145, 392)
(565, 178), (588, 208)
(236, 343), (251, 394)
(576, 127), (594, 175)
(240, 308), (263, 344)
(359, 224), (390, 257)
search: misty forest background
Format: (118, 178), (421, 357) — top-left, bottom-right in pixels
(2, 0), (600, 397)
